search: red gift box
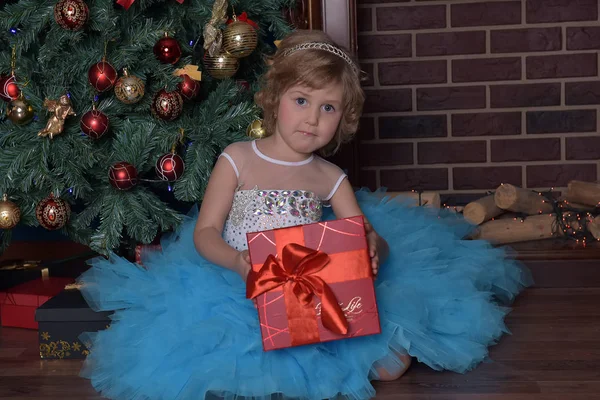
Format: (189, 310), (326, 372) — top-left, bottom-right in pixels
(135, 244), (162, 266)
(0, 277), (73, 329)
(246, 216), (381, 351)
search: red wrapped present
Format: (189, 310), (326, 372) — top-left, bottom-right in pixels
(246, 216), (380, 351)
(0, 277), (73, 329)
(135, 244), (162, 266)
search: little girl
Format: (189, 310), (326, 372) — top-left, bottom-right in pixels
(78, 30), (532, 400)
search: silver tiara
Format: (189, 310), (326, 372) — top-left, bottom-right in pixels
(281, 42), (359, 74)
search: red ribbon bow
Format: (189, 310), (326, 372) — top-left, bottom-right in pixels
(247, 243), (349, 344)
(117, 0), (183, 11)
(227, 12), (259, 29)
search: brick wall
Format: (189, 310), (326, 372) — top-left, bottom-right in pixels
(356, 0), (600, 204)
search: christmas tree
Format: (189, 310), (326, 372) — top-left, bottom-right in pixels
(0, 0), (294, 255)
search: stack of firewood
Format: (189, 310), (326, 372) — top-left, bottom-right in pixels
(463, 181), (600, 245)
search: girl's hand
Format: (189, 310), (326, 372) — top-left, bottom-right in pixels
(364, 220), (379, 277)
(236, 250), (252, 282)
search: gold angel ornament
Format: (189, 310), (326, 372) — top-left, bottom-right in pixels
(38, 94), (76, 139)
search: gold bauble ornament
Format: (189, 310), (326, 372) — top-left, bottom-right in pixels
(246, 119), (266, 139)
(6, 94), (34, 125)
(203, 51), (239, 80)
(0, 194), (21, 230)
(223, 18), (258, 58)
(114, 68), (145, 104)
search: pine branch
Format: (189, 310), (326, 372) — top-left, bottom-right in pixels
(95, 191), (126, 253)
(73, 193), (105, 230)
(0, 0), (54, 30)
(173, 140), (216, 202)
(133, 186), (182, 232)
(122, 191), (159, 243)
(110, 120), (159, 170)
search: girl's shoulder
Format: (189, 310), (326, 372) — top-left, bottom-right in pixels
(221, 141), (253, 166)
(312, 155), (347, 185)
(311, 156), (348, 201)
(223, 140), (252, 156)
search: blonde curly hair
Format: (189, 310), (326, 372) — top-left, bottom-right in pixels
(254, 30), (365, 156)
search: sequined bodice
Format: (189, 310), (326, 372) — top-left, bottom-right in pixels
(223, 187), (323, 251)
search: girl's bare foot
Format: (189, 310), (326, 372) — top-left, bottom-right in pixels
(375, 353), (412, 381)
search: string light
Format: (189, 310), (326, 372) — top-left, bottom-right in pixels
(531, 188), (599, 242)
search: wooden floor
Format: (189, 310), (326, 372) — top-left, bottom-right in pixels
(0, 287), (599, 399)
(1, 239), (600, 399)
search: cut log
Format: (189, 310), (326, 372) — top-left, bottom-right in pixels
(473, 212), (600, 245)
(473, 214), (557, 244)
(494, 183), (553, 214)
(565, 180), (600, 207)
(463, 194), (504, 225)
(589, 215), (600, 239)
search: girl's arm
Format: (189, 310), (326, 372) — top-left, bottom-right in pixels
(194, 156), (251, 280)
(329, 179), (389, 276)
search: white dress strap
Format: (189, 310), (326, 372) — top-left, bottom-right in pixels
(324, 174), (347, 201)
(218, 152), (239, 178)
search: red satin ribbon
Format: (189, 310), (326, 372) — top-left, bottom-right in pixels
(117, 0), (183, 10)
(227, 12), (259, 29)
(247, 243), (349, 346)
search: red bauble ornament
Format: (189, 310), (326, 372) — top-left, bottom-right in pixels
(109, 162), (138, 190)
(177, 74), (200, 101)
(236, 79), (250, 92)
(54, 0), (88, 31)
(80, 107), (109, 139)
(88, 61), (117, 93)
(35, 193), (71, 231)
(0, 75), (20, 102)
(151, 89), (183, 121)
(153, 33), (182, 64)
(156, 153), (185, 181)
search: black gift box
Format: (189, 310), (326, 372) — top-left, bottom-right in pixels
(35, 289), (112, 359)
(0, 250), (97, 291)
(0, 260), (42, 292)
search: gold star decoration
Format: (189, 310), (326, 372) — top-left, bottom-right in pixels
(41, 332), (50, 341)
(173, 64), (202, 81)
(82, 350), (90, 356)
(72, 342), (81, 352)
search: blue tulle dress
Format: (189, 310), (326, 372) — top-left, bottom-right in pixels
(77, 186), (532, 400)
